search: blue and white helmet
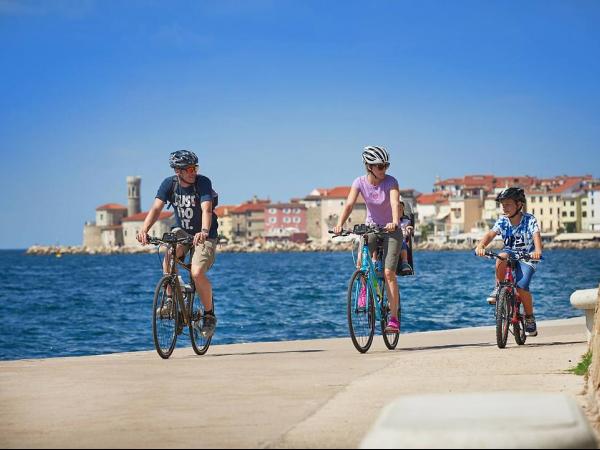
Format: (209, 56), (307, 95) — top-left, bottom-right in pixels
(362, 146), (390, 165)
(169, 150), (198, 169)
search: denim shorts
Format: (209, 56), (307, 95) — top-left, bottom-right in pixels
(503, 249), (536, 291)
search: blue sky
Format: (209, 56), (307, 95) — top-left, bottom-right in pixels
(1, 0), (599, 248)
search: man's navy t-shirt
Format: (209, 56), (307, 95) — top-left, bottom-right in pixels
(156, 175), (219, 239)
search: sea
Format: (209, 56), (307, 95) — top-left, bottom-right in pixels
(1, 249), (598, 360)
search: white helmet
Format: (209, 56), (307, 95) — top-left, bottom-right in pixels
(362, 146), (390, 165)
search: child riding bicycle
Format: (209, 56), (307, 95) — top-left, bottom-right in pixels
(398, 200), (414, 275)
(332, 146), (403, 334)
(475, 187), (542, 336)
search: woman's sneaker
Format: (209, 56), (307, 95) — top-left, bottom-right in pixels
(487, 286), (499, 305)
(525, 315), (538, 336)
(385, 317), (400, 334)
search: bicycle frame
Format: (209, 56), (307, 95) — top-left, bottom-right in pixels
(158, 239), (196, 327)
(359, 234), (386, 319)
(499, 257), (523, 326)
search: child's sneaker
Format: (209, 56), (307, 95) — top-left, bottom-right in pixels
(385, 317), (400, 334)
(525, 315), (538, 336)
(358, 285), (367, 309)
(400, 262), (413, 275)
(487, 286), (499, 305)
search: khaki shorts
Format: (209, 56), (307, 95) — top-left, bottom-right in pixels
(173, 229), (217, 273)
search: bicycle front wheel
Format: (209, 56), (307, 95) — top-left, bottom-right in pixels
(190, 294), (212, 355)
(496, 286), (511, 349)
(152, 275), (180, 359)
(347, 270), (375, 354)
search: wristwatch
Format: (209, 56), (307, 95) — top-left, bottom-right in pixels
(201, 228), (209, 234)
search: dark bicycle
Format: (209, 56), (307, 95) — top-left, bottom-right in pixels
(480, 250), (536, 349)
(148, 232), (212, 359)
(331, 224), (401, 353)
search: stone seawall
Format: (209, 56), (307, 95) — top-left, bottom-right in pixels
(26, 240), (600, 256)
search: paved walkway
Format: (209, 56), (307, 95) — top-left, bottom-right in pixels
(0, 317), (590, 448)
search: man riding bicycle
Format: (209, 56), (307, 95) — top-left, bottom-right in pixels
(475, 187), (542, 336)
(137, 150), (219, 338)
(333, 146), (403, 334)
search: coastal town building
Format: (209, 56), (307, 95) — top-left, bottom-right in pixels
(586, 188), (600, 231)
(301, 187), (367, 244)
(83, 176), (173, 248)
(215, 205), (236, 242)
(264, 202), (308, 243)
(415, 192), (450, 243)
(231, 197), (270, 243)
(420, 174), (598, 240)
(122, 212), (174, 246)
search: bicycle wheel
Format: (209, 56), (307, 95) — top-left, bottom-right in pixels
(381, 286), (400, 350)
(495, 286), (511, 349)
(514, 302), (527, 346)
(190, 293), (212, 355)
(152, 275), (180, 359)
(347, 270), (375, 353)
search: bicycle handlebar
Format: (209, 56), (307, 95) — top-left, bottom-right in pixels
(147, 233), (194, 246)
(477, 250), (542, 262)
(329, 224), (390, 237)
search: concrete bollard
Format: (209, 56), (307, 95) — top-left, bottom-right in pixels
(570, 288), (599, 342)
(360, 393), (598, 449)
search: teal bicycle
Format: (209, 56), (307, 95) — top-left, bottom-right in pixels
(332, 224), (401, 353)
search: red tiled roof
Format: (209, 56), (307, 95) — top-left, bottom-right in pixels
(96, 203), (128, 211)
(122, 211), (173, 222)
(232, 201), (270, 214)
(417, 192), (449, 205)
(551, 177), (585, 194)
(462, 175), (496, 187)
(322, 186), (351, 198)
(215, 205), (237, 216)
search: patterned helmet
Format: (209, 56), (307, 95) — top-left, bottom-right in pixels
(169, 150), (198, 169)
(362, 146), (390, 165)
(496, 187), (526, 204)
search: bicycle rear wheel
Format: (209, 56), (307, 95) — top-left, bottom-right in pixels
(152, 275), (180, 359)
(190, 294), (212, 355)
(347, 270), (375, 353)
(496, 286), (511, 349)
(381, 287), (400, 350)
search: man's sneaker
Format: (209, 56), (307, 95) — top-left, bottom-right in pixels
(525, 315), (538, 336)
(487, 286), (499, 305)
(358, 285), (367, 309)
(200, 314), (217, 338)
(156, 297), (173, 319)
(385, 317), (400, 334)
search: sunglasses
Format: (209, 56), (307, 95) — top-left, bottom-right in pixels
(180, 165), (198, 173)
(371, 163), (389, 170)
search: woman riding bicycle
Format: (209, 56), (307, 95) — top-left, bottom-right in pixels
(333, 146), (403, 334)
(475, 187), (543, 336)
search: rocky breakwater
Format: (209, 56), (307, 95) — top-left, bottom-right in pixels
(26, 245), (154, 255)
